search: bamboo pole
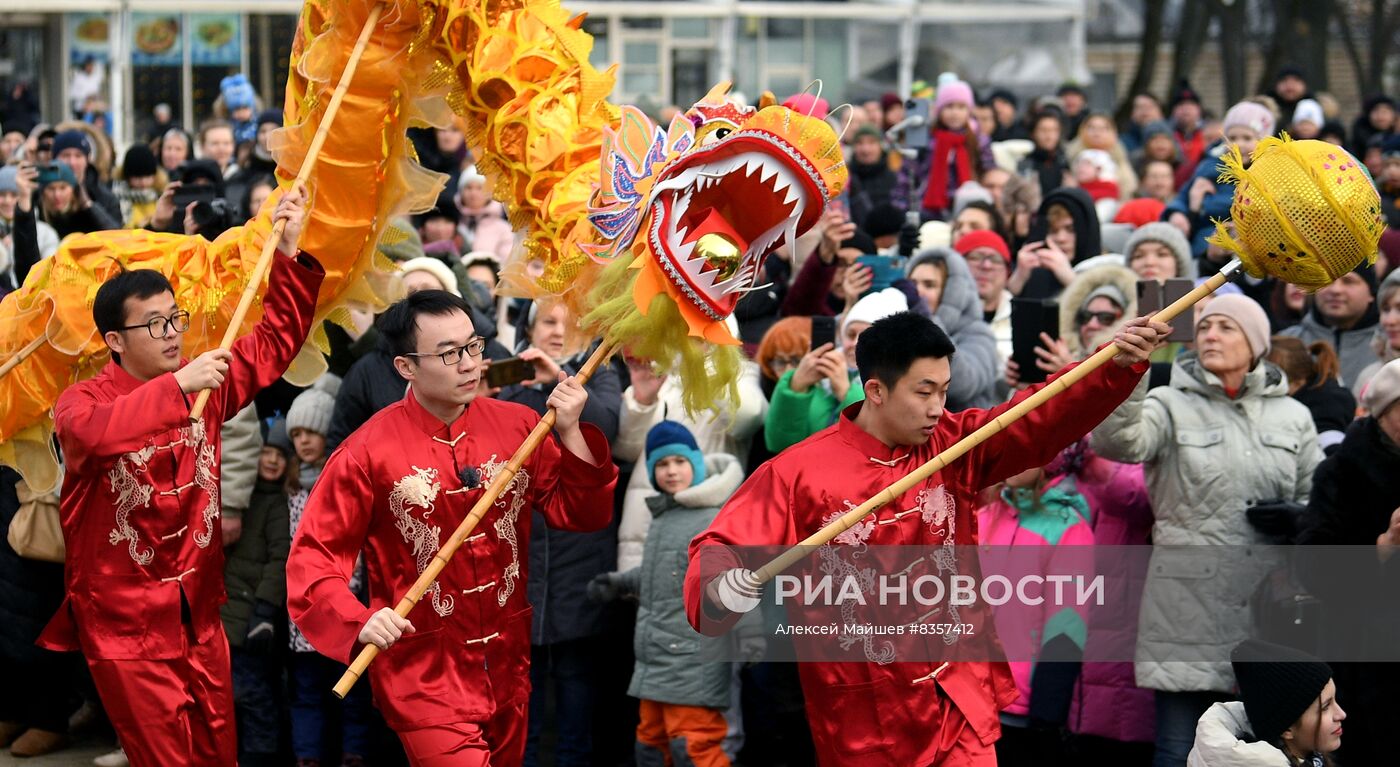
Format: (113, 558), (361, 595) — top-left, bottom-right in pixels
(0, 331), (49, 379)
(740, 259), (1243, 588)
(189, 3), (385, 421)
(333, 338), (620, 698)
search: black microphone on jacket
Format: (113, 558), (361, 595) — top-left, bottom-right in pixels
(458, 465), (481, 489)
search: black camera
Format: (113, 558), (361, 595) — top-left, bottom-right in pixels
(170, 160), (235, 238)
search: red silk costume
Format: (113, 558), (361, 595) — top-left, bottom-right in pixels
(285, 392), (617, 763)
(37, 252), (323, 766)
(685, 359), (1148, 767)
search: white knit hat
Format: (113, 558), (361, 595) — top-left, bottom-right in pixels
(1292, 99), (1324, 129)
(399, 256), (460, 297)
(843, 287), (909, 335)
(286, 374), (341, 437)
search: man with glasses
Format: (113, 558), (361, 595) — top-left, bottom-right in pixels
(287, 289), (617, 766)
(38, 185), (322, 767)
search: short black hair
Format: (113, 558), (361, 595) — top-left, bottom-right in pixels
(957, 201), (1006, 242)
(379, 289), (473, 358)
(93, 269), (175, 364)
(855, 312), (956, 388)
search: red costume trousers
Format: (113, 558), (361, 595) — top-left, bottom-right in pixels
(923, 683), (996, 767)
(397, 701), (528, 766)
(85, 626), (236, 767)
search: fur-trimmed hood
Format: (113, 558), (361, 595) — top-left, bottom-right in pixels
(907, 246), (983, 337)
(1059, 264), (1139, 359)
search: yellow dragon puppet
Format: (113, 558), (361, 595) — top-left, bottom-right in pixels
(0, 0), (848, 491)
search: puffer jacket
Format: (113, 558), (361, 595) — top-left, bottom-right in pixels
(614, 361), (766, 572)
(220, 478), (290, 647)
(1091, 354), (1321, 693)
(1187, 702), (1298, 767)
(910, 248), (1001, 411)
(623, 454), (753, 708)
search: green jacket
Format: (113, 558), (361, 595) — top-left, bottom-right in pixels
(219, 479), (291, 646)
(764, 368), (864, 453)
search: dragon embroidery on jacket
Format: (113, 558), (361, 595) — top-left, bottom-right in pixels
(476, 454), (531, 607)
(105, 422), (220, 566)
(389, 465), (453, 617)
(821, 503), (896, 665)
(917, 485), (963, 643)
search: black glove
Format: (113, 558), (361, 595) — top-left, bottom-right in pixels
(1247, 501), (1305, 542)
(244, 599), (280, 655)
(587, 572), (625, 603)
(898, 221), (921, 258)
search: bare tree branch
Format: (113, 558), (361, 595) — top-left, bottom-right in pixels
(1116, 0), (1168, 125)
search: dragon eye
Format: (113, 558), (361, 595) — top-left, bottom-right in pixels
(713, 127), (732, 140)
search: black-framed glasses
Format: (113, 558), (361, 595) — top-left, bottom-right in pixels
(119, 310), (190, 339)
(1075, 310), (1121, 327)
(405, 337), (487, 366)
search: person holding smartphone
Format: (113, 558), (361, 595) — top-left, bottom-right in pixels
(0, 162), (58, 297)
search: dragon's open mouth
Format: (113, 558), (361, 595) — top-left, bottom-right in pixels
(645, 136), (823, 320)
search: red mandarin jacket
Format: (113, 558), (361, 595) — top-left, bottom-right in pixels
(285, 392), (617, 731)
(39, 252), (323, 660)
(684, 358), (1148, 767)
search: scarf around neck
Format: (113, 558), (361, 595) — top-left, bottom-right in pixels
(922, 129), (973, 213)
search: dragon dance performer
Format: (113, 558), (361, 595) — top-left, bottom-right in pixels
(35, 187), (321, 766)
(285, 290), (618, 766)
(685, 310), (1169, 767)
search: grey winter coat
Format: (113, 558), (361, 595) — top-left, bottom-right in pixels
(622, 454), (753, 708)
(908, 248), (1001, 410)
(1279, 304), (1381, 390)
(1091, 354), (1321, 693)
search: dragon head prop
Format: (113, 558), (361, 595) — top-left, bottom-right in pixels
(585, 83), (847, 347)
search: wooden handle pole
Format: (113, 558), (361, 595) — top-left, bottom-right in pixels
(749, 260), (1242, 585)
(333, 338), (619, 698)
(0, 331), (50, 380)
(189, 3), (385, 422)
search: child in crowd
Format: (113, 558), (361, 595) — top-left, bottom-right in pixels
(285, 379), (372, 767)
(221, 418), (293, 767)
(591, 421), (755, 767)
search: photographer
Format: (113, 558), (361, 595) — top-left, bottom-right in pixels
(0, 163), (58, 297)
(148, 159), (236, 238)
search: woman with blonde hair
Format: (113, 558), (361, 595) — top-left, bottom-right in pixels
(1067, 112), (1139, 200)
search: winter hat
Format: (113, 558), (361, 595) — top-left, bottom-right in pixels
(1199, 293), (1272, 362)
(1222, 101), (1276, 138)
(1081, 282), (1128, 313)
(1230, 639), (1332, 745)
(953, 230), (1011, 264)
(0, 165), (17, 195)
(843, 287), (909, 334)
(1142, 120), (1174, 141)
(256, 109), (282, 129)
(1383, 134), (1400, 159)
(1074, 149), (1118, 181)
(286, 375), (341, 437)
(838, 229), (877, 255)
(400, 256), (460, 297)
(951, 182), (993, 217)
(1125, 222), (1195, 280)
(37, 162), (78, 190)
(1113, 198), (1166, 228)
(457, 164), (487, 192)
(51, 130), (91, 158)
(1168, 80), (1201, 109)
(918, 220), (952, 251)
(121, 144), (158, 179)
(863, 204), (905, 239)
(220, 74), (256, 112)
(1351, 261), (1379, 296)
(933, 80), (975, 120)
(853, 124), (883, 143)
(1291, 99), (1324, 129)
(782, 93), (829, 121)
(645, 420), (705, 490)
(1363, 358), (1400, 417)
(264, 417), (293, 457)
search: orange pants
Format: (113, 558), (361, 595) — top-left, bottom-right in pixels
(397, 701), (528, 766)
(635, 699), (729, 767)
(85, 630), (236, 767)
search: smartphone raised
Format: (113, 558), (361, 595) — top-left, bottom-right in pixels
(855, 254), (903, 297)
(810, 315), (836, 352)
(1011, 297), (1060, 385)
(485, 356), (535, 389)
(1137, 278), (1194, 342)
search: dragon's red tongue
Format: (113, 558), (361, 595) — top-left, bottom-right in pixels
(681, 208), (750, 254)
